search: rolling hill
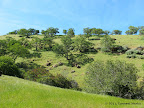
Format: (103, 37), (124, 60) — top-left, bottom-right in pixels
(0, 75), (144, 108)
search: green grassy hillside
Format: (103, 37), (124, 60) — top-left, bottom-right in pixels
(0, 75), (144, 108)
(1, 34), (144, 87)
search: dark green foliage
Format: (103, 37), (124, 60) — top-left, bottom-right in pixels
(53, 44), (65, 56)
(95, 28), (104, 36)
(83, 27), (92, 39)
(74, 35), (94, 53)
(52, 74), (72, 88)
(91, 28), (97, 35)
(100, 35), (115, 52)
(125, 26), (139, 35)
(41, 30), (46, 35)
(0, 38), (30, 61)
(35, 30), (40, 35)
(24, 67), (51, 81)
(112, 30), (122, 35)
(32, 37), (41, 51)
(18, 37), (32, 49)
(68, 54), (94, 66)
(126, 49), (144, 59)
(63, 29), (67, 35)
(28, 28), (39, 35)
(139, 29), (144, 35)
(17, 28), (31, 38)
(8, 43), (30, 61)
(43, 37), (53, 49)
(67, 28), (75, 37)
(125, 30), (133, 35)
(85, 60), (139, 99)
(8, 30), (17, 35)
(91, 28), (104, 36)
(103, 30), (110, 35)
(0, 40), (7, 56)
(31, 37), (53, 51)
(16, 61), (41, 73)
(0, 56), (22, 77)
(25, 67), (80, 90)
(126, 54), (136, 58)
(29, 52), (42, 58)
(111, 45), (129, 53)
(7, 38), (20, 47)
(28, 28), (35, 35)
(128, 26), (139, 35)
(53, 36), (73, 60)
(40, 74), (81, 90)
(44, 27), (59, 37)
(126, 49), (136, 55)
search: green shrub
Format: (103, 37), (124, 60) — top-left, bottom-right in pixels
(126, 54), (136, 58)
(25, 67), (81, 90)
(126, 49), (135, 55)
(53, 74), (81, 90)
(126, 49), (144, 55)
(84, 60), (139, 99)
(111, 45), (129, 53)
(24, 67), (50, 81)
(0, 56), (22, 77)
(126, 49), (144, 59)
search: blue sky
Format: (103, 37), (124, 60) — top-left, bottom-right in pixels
(0, 0), (144, 35)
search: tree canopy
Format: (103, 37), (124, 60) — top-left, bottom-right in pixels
(100, 35), (115, 52)
(74, 35), (93, 52)
(85, 60), (138, 99)
(83, 27), (92, 39)
(128, 26), (139, 35)
(67, 28), (75, 37)
(112, 30), (122, 35)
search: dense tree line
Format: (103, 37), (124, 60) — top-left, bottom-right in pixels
(8, 25), (144, 36)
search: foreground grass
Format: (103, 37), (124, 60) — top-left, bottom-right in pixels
(0, 75), (144, 108)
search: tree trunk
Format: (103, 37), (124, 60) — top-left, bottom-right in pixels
(36, 42), (38, 51)
(13, 55), (18, 63)
(65, 53), (69, 60)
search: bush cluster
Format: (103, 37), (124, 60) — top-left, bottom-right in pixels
(85, 60), (144, 99)
(111, 45), (129, 53)
(0, 56), (22, 77)
(24, 67), (81, 90)
(126, 48), (144, 59)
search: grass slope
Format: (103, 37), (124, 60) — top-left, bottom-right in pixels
(1, 34), (144, 87)
(0, 75), (144, 108)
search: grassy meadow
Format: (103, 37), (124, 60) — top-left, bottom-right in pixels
(1, 34), (144, 87)
(1, 34), (144, 108)
(0, 75), (144, 108)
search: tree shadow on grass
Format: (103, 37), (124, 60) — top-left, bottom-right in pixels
(16, 61), (43, 71)
(26, 52), (42, 58)
(83, 48), (98, 54)
(89, 38), (100, 40)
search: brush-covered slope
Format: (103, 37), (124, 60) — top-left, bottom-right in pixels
(0, 75), (143, 108)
